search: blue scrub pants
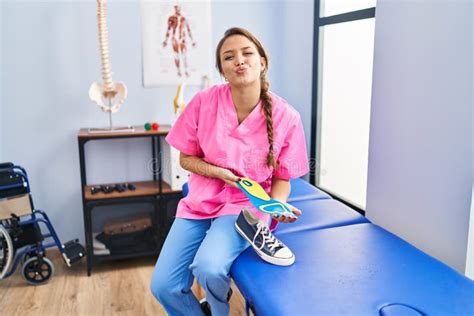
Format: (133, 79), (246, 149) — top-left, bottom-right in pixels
(150, 215), (249, 316)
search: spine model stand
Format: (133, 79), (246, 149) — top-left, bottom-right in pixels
(88, 0), (130, 132)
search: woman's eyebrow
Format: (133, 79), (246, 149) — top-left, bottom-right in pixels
(222, 46), (253, 55)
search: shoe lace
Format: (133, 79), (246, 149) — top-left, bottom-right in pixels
(254, 222), (282, 251)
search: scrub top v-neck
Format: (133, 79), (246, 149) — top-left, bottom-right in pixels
(224, 92), (263, 135)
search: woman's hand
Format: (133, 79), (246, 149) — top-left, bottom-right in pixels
(272, 203), (302, 223)
(216, 168), (241, 188)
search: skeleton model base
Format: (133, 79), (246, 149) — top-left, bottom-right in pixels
(88, 82), (132, 134)
(87, 126), (135, 134)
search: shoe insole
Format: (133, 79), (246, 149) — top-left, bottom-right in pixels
(236, 177), (296, 218)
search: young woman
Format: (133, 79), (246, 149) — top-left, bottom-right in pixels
(150, 27), (309, 315)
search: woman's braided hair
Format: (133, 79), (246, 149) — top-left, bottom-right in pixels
(216, 27), (277, 169)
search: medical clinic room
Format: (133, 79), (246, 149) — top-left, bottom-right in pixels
(0, 0), (473, 315)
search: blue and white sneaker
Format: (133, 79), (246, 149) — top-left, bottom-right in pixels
(235, 208), (295, 266)
(200, 298), (211, 316)
(199, 288), (233, 315)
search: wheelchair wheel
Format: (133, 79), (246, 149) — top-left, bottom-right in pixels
(21, 256), (54, 285)
(0, 225), (14, 279)
(22, 249), (46, 265)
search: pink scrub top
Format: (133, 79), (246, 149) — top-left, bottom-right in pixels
(165, 83), (309, 221)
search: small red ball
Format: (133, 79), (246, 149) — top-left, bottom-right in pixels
(152, 122), (159, 131)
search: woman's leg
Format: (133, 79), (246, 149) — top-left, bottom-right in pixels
(150, 218), (211, 316)
(190, 215), (250, 316)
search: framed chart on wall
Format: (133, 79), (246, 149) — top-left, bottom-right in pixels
(140, 0), (212, 86)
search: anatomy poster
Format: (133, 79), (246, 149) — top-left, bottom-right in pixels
(141, 0), (212, 86)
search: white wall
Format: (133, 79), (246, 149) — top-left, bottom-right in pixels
(0, 0), (313, 242)
(366, 0), (472, 272)
(466, 186), (474, 278)
(271, 0), (314, 182)
(279, 0), (314, 159)
(466, 1), (474, 278)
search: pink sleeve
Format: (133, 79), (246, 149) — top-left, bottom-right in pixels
(165, 93), (202, 156)
(273, 114), (310, 180)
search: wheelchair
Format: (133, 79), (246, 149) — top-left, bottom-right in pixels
(0, 162), (85, 285)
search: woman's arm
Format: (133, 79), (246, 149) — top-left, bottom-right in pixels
(270, 177), (301, 223)
(270, 177), (291, 202)
(179, 152), (240, 186)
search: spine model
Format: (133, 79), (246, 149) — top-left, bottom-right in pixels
(97, 0), (114, 97)
(89, 0), (127, 113)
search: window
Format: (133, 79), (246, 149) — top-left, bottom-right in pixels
(311, 3), (376, 211)
(321, 0), (376, 18)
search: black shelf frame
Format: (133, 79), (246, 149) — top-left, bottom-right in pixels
(78, 132), (180, 276)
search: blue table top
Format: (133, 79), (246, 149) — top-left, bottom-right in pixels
(232, 223), (474, 316)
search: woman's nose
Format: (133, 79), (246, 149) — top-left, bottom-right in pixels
(235, 57), (244, 66)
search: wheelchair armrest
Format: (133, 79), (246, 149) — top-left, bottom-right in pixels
(0, 162), (14, 170)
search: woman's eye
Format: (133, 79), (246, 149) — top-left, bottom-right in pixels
(244, 52), (253, 55)
(224, 56), (233, 60)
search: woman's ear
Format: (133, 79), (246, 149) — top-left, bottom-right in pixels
(260, 57), (266, 72)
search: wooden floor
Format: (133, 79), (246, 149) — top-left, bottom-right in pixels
(0, 250), (247, 315)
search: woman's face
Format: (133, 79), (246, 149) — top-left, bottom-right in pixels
(219, 35), (266, 88)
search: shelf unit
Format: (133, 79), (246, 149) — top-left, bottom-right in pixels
(78, 125), (182, 275)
